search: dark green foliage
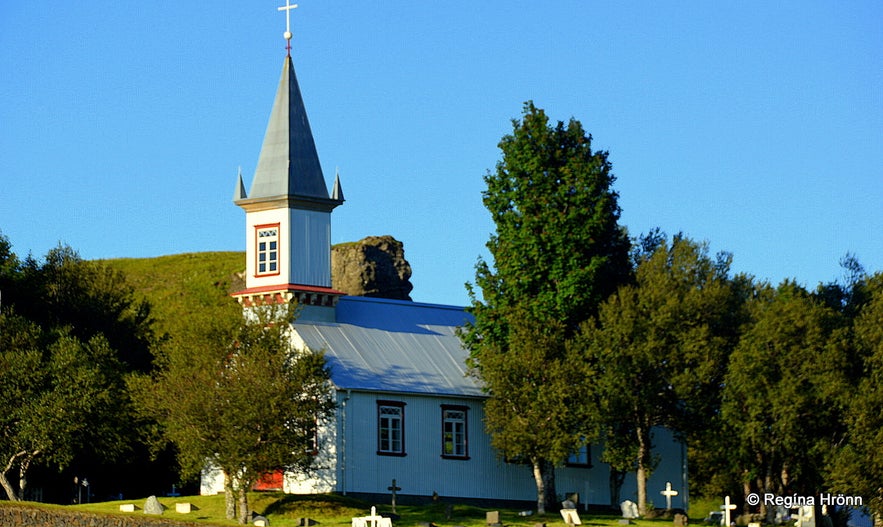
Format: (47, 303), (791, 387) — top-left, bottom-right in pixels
(462, 102), (630, 513)
(0, 233), (152, 501)
(0, 313), (130, 501)
(575, 235), (740, 513)
(721, 281), (852, 511)
(829, 272), (883, 520)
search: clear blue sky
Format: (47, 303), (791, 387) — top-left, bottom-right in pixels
(1, 2), (880, 306)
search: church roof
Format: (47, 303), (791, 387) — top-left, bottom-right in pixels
(239, 55), (335, 204)
(294, 296), (484, 398)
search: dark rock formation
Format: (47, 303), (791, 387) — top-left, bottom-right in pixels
(332, 235), (413, 300)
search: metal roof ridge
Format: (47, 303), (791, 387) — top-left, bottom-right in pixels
(339, 295), (466, 311)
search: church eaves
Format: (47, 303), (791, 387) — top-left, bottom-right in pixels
(238, 55), (338, 207)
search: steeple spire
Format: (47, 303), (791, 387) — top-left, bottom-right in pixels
(231, 4), (344, 316)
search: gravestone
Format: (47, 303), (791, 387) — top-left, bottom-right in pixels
(621, 500), (639, 519)
(794, 505), (816, 527)
(253, 513), (270, 527)
(352, 506), (392, 527)
(487, 511), (501, 526)
(119, 504), (136, 512)
(175, 502), (193, 513)
(704, 512), (723, 526)
(388, 479), (402, 514)
(674, 513), (689, 527)
(560, 508), (581, 526)
(299, 518), (318, 526)
(144, 495), (164, 515)
(721, 496), (737, 527)
(661, 482), (679, 510)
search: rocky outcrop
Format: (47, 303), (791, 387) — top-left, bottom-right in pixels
(332, 235), (413, 301)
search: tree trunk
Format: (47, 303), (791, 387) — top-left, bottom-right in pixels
(610, 468), (626, 508)
(636, 426), (649, 516)
(0, 471), (19, 501)
(531, 458), (547, 515)
(238, 485), (250, 525)
(224, 474), (236, 521)
(1, 451), (26, 501)
(18, 453), (35, 501)
(542, 459), (557, 513)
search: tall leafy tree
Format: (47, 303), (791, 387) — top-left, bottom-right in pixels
(0, 313), (130, 501)
(462, 102), (630, 513)
(0, 234), (153, 501)
(133, 299), (335, 525)
(575, 235), (738, 514)
(830, 272), (883, 525)
(721, 281), (851, 517)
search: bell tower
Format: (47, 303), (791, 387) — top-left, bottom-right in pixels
(232, 2), (344, 315)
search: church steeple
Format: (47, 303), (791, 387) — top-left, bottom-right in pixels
(232, 5), (344, 317)
(236, 55), (341, 207)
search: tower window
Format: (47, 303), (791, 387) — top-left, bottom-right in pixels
(255, 224), (280, 276)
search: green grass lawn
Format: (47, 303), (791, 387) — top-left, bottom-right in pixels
(55, 492), (718, 527)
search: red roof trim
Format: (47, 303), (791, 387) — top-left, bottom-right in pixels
(231, 283), (346, 296)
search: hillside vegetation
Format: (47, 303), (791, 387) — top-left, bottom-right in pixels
(103, 252), (244, 338)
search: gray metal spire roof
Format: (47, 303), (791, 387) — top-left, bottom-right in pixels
(243, 55), (334, 203)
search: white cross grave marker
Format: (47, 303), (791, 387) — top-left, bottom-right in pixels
(661, 481), (679, 510)
(364, 506), (385, 527)
(721, 496), (737, 527)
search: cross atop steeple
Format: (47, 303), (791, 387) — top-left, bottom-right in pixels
(278, 0), (298, 53)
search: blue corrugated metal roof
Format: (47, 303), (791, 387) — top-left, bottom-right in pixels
(293, 296), (484, 397)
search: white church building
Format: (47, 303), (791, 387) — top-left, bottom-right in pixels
(202, 11), (688, 510)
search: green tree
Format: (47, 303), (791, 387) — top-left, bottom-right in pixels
(462, 102), (630, 513)
(721, 281), (851, 518)
(133, 299), (335, 525)
(0, 312), (130, 501)
(830, 272), (883, 525)
(16, 245), (155, 372)
(575, 235), (738, 515)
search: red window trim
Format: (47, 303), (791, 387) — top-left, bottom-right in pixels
(254, 222), (281, 278)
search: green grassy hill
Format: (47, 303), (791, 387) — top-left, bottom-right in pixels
(103, 252), (245, 339)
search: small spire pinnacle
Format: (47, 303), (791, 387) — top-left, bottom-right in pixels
(331, 168), (345, 203)
(277, 0), (298, 55)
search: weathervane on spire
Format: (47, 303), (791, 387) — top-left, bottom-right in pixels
(278, 0), (298, 54)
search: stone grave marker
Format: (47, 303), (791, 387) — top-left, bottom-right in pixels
(144, 495), (164, 515)
(487, 511), (501, 526)
(560, 508), (581, 526)
(621, 500), (639, 519)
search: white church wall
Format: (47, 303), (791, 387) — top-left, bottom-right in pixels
(334, 392), (687, 506)
(283, 415), (338, 494)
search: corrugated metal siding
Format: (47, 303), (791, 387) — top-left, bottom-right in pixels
(335, 393), (687, 504)
(290, 209), (331, 287)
